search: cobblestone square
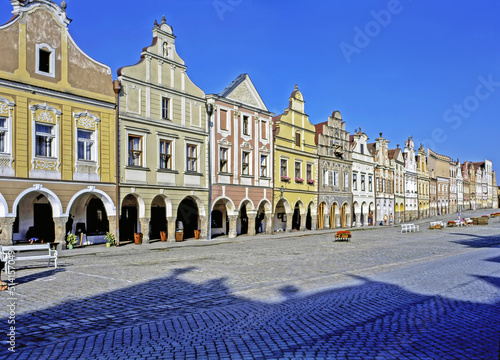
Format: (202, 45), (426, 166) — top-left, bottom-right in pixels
(1, 210), (500, 359)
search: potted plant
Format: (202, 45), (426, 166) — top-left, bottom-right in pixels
(66, 233), (77, 249)
(134, 232), (143, 245)
(160, 231), (167, 242)
(104, 232), (116, 247)
(307, 179), (315, 185)
(295, 177), (304, 183)
(281, 176), (291, 182)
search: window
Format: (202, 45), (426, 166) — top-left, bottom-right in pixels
(77, 129), (94, 161)
(161, 97), (169, 119)
(361, 174), (365, 191)
(295, 132), (301, 146)
(186, 144), (197, 172)
(0, 117), (7, 153)
(128, 135), (142, 166)
(344, 172), (349, 189)
(261, 121), (267, 140)
(353, 173), (357, 190)
(242, 151), (250, 175)
(159, 140), (172, 170)
(328, 171), (333, 186)
(242, 115), (249, 135)
(306, 164), (312, 180)
(260, 155), (267, 177)
(360, 144), (364, 154)
(39, 49), (51, 73)
(295, 161), (301, 179)
(220, 109), (228, 131)
(280, 159), (287, 177)
(36, 44), (55, 77)
(333, 171), (339, 186)
(220, 148), (228, 172)
(35, 123), (54, 157)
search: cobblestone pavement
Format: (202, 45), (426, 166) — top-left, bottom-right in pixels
(0, 209), (499, 359)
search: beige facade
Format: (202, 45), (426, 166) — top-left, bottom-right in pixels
(316, 111), (352, 229)
(117, 17), (209, 242)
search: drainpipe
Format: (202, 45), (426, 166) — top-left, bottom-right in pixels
(113, 79), (121, 244)
(206, 102), (214, 240)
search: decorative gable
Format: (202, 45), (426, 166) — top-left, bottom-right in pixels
(220, 74), (268, 111)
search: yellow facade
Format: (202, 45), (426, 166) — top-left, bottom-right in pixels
(0, 1), (116, 248)
(273, 85), (318, 232)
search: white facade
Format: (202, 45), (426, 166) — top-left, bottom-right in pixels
(350, 129), (375, 227)
(403, 137), (418, 220)
(456, 163), (463, 211)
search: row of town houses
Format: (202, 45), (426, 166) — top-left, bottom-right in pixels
(0, 1), (498, 249)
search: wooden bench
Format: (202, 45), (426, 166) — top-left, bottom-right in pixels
(430, 221), (446, 229)
(0, 244), (58, 273)
(401, 223), (419, 233)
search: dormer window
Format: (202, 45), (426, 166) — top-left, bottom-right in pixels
(36, 44), (55, 77)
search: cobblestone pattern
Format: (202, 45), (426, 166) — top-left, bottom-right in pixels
(0, 210), (499, 359)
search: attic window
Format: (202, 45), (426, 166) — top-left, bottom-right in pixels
(39, 49), (50, 73)
(36, 44), (55, 77)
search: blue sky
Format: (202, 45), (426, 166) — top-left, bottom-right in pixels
(1, 0), (499, 172)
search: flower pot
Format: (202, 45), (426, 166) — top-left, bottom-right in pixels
(67, 244), (73, 250)
(175, 231), (183, 242)
(106, 243), (111, 247)
(160, 231), (167, 242)
(194, 230), (200, 239)
(134, 232), (143, 245)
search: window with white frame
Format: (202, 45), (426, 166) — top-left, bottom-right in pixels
(242, 115), (249, 136)
(128, 135), (143, 166)
(159, 139), (172, 170)
(261, 120), (267, 140)
(220, 109), (228, 131)
(161, 97), (169, 119)
(186, 144), (197, 172)
(369, 175), (373, 191)
(361, 174), (365, 191)
(220, 147), (228, 173)
(242, 151), (250, 175)
(35, 123), (54, 157)
(344, 172), (349, 189)
(295, 161), (301, 179)
(280, 159), (287, 178)
(0, 117), (7, 153)
(36, 44), (55, 77)
(260, 154), (267, 177)
(353, 173), (357, 190)
(333, 171), (338, 186)
(306, 164), (312, 181)
(77, 129), (95, 161)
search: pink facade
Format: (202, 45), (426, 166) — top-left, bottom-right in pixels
(207, 74), (274, 238)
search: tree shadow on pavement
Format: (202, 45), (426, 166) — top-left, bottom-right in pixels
(1, 269), (499, 359)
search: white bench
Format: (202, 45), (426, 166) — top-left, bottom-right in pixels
(0, 244), (58, 273)
(401, 223), (419, 233)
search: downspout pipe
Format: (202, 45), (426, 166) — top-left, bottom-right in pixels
(113, 79), (121, 244)
(206, 102), (214, 240)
